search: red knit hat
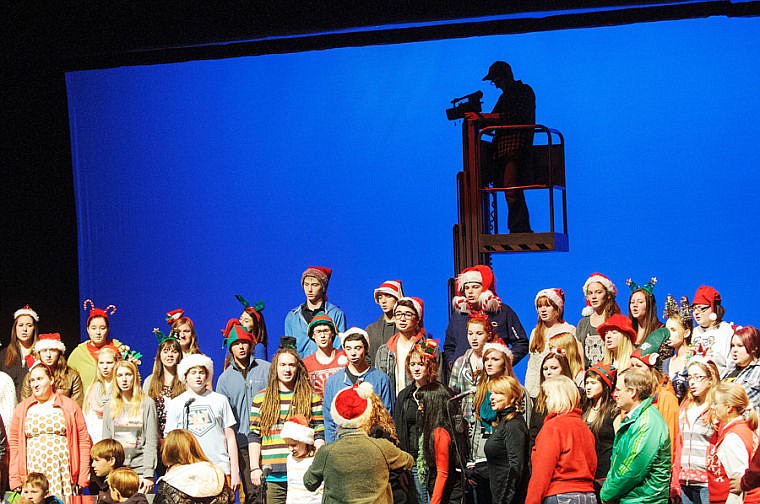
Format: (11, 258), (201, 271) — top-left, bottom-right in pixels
(587, 361), (617, 389)
(83, 299), (117, 325)
(302, 266), (332, 290)
(331, 382), (374, 428)
(373, 280), (404, 302)
(35, 332), (65, 353)
(597, 313), (636, 341)
(692, 285), (721, 321)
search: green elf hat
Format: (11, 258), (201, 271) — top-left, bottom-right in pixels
(222, 318), (256, 350)
(153, 327), (178, 345)
(307, 312), (336, 338)
(637, 326), (669, 357)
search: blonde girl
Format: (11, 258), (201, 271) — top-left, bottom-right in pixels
(82, 347), (118, 443)
(707, 382), (760, 504)
(548, 332), (585, 387)
(103, 360), (158, 494)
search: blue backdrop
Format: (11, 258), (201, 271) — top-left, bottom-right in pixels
(65, 16), (760, 380)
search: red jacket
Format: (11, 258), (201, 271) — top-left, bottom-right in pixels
(526, 408), (596, 504)
(9, 393), (91, 489)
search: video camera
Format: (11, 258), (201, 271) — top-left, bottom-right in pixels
(445, 90), (483, 120)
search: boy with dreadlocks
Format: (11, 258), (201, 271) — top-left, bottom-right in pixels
(249, 340), (324, 504)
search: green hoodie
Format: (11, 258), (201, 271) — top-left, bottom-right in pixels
(600, 396), (671, 504)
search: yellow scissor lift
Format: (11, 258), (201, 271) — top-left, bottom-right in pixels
(453, 113), (568, 276)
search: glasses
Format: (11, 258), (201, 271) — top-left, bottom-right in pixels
(688, 374), (708, 383)
(692, 305), (710, 314)
(312, 328), (333, 335)
(395, 311), (417, 320)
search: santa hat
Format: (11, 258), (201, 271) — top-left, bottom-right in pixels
(301, 266), (332, 290)
(535, 288), (565, 313)
(34, 333), (65, 353)
(339, 327), (370, 350)
(280, 414), (315, 445)
(177, 354), (214, 383)
(395, 297), (425, 324)
(25, 355), (51, 374)
(14, 305), (39, 322)
(83, 299), (117, 324)
(222, 319), (256, 350)
(587, 361), (617, 389)
(331, 382), (374, 428)
(453, 265), (501, 314)
(483, 337), (513, 363)
(374, 280), (404, 302)
(166, 308), (193, 327)
(692, 285), (721, 321)
(631, 348), (659, 368)
(581, 273), (617, 317)
(596, 314), (636, 341)
(308, 312), (337, 337)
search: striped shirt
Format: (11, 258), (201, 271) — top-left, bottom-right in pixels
(249, 389), (324, 474)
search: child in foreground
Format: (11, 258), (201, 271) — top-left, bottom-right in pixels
(281, 415), (322, 504)
(19, 473), (63, 504)
(90, 438), (126, 504)
(107, 468), (148, 504)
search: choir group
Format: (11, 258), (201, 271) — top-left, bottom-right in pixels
(2, 264), (760, 504)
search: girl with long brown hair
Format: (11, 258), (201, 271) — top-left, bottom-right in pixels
(1, 305), (39, 399)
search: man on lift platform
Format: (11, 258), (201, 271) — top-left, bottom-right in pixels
(483, 61), (536, 234)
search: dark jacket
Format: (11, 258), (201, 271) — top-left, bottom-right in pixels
(483, 407), (530, 504)
(443, 305), (528, 372)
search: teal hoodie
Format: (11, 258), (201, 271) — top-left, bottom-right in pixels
(600, 396), (671, 504)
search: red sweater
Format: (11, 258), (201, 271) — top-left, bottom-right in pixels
(431, 427), (451, 504)
(526, 408), (597, 504)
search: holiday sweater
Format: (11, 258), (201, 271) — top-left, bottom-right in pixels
(302, 350), (347, 396)
(707, 417), (760, 504)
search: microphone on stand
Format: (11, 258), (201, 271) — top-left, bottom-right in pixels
(449, 388), (476, 401)
(183, 397), (196, 429)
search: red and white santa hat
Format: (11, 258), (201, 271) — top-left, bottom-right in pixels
(535, 288), (565, 313)
(301, 266), (332, 290)
(453, 265), (501, 314)
(483, 337), (513, 363)
(581, 273), (617, 317)
(373, 280), (404, 302)
(281, 414), (315, 446)
(394, 297), (425, 324)
(14, 305), (39, 322)
(331, 381), (374, 428)
(177, 353), (214, 383)
(34, 332), (66, 353)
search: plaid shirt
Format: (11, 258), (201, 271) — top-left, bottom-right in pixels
(492, 80), (536, 160)
(728, 358), (760, 414)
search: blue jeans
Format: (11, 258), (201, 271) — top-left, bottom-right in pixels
(543, 492), (597, 504)
(412, 465), (430, 504)
(682, 484), (709, 504)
